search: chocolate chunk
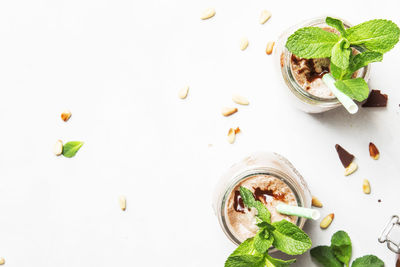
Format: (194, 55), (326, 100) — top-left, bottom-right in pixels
(335, 144), (355, 168)
(362, 90), (388, 107)
(233, 190), (246, 213)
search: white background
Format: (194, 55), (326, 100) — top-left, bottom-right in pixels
(0, 0), (399, 266)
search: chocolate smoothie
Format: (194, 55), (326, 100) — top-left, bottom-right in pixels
(225, 174), (298, 242)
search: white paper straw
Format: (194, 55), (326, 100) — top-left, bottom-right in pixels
(276, 203), (320, 220)
(322, 74), (358, 114)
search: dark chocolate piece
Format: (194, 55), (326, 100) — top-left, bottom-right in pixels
(361, 90), (388, 107)
(253, 187), (286, 203)
(233, 190), (246, 213)
(335, 144), (355, 168)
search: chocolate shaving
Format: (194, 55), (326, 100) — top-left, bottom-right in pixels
(335, 144), (355, 168)
(362, 90), (388, 107)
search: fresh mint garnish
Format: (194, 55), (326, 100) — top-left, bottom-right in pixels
(346, 19), (400, 53)
(286, 27), (340, 58)
(285, 17), (400, 102)
(331, 231), (352, 267)
(271, 220), (312, 255)
(225, 186), (311, 267)
(310, 246), (343, 267)
(334, 78), (369, 101)
(351, 255), (384, 267)
(62, 141), (84, 158)
(310, 230), (383, 267)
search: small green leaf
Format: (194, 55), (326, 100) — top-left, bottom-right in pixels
(347, 19), (400, 53)
(326, 17), (347, 36)
(310, 246), (343, 267)
(346, 52), (383, 78)
(225, 255), (265, 267)
(229, 238), (258, 257)
(62, 141), (84, 158)
(351, 255), (384, 267)
(265, 255), (296, 267)
(330, 62), (347, 80)
(271, 220), (312, 255)
(335, 78), (370, 101)
(239, 187), (271, 223)
(286, 27), (340, 58)
(331, 38), (351, 69)
(254, 229), (274, 254)
(331, 231), (352, 267)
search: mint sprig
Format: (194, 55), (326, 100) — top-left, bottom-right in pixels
(310, 230), (383, 267)
(285, 17), (400, 102)
(225, 186), (312, 267)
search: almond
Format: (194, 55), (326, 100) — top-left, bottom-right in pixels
(232, 94), (249, 105)
(178, 86), (189, 99)
(266, 41), (275, 55)
(363, 179), (371, 194)
(222, 107), (238, 117)
(53, 140), (63, 156)
(239, 37), (249, 51)
(61, 110), (72, 122)
(320, 213), (334, 229)
(369, 142), (380, 160)
(119, 196), (126, 211)
(0, 257), (4, 265)
(312, 196), (323, 208)
(259, 10), (271, 24)
(344, 161), (358, 176)
(227, 128), (236, 144)
(200, 8), (215, 20)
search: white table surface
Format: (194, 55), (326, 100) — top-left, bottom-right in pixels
(0, 0), (399, 266)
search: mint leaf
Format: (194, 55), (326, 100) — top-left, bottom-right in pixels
(239, 187), (271, 223)
(310, 246), (343, 267)
(351, 255), (384, 267)
(225, 255), (265, 267)
(346, 52), (383, 77)
(265, 255), (296, 267)
(229, 238), (258, 257)
(62, 141), (84, 158)
(257, 221), (276, 233)
(254, 229), (274, 254)
(335, 78), (369, 101)
(330, 62), (347, 80)
(286, 27), (340, 58)
(347, 19), (400, 53)
(331, 38), (351, 69)
(331, 231), (352, 267)
(271, 220), (312, 255)
(326, 17), (347, 36)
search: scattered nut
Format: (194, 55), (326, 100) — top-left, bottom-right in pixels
(320, 213), (334, 229)
(53, 140), (63, 156)
(234, 127), (241, 134)
(369, 142), (380, 160)
(61, 110), (72, 122)
(227, 128), (236, 144)
(363, 179), (371, 194)
(344, 161), (358, 176)
(222, 107), (238, 117)
(266, 41), (275, 55)
(0, 257), (4, 265)
(200, 8), (215, 20)
(312, 196), (323, 208)
(239, 37), (249, 51)
(178, 86), (189, 99)
(119, 196), (126, 211)
(259, 10), (271, 24)
(232, 94), (249, 105)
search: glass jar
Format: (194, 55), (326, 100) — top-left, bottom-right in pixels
(213, 152), (312, 246)
(274, 17), (371, 113)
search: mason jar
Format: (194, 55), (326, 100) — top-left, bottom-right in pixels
(213, 152), (312, 247)
(274, 17), (371, 113)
